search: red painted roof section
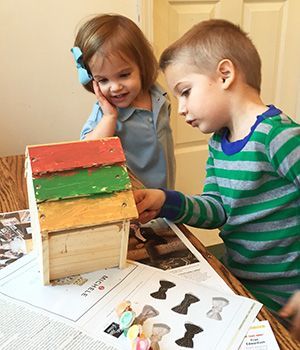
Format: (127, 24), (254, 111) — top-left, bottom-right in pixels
(27, 138), (126, 175)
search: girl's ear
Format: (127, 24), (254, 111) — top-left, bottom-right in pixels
(217, 59), (235, 89)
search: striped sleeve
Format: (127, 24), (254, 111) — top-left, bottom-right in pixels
(159, 189), (226, 229)
(265, 117), (300, 186)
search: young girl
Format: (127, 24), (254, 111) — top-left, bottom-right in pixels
(71, 14), (175, 189)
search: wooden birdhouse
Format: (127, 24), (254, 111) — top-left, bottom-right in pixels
(25, 138), (138, 285)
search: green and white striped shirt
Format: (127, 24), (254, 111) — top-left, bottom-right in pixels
(160, 106), (300, 311)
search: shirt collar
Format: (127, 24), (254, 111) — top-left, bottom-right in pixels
(221, 104), (282, 155)
(117, 84), (168, 123)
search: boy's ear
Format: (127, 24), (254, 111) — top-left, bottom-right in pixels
(217, 59), (235, 89)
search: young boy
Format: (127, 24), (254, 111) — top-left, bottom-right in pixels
(134, 19), (300, 335)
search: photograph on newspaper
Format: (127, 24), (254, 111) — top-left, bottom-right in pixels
(0, 209), (32, 270)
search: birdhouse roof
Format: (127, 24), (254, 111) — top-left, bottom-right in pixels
(25, 138), (138, 230)
(26, 138), (126, 176)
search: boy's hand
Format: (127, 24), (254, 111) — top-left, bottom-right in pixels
(133, 189), (166, 224)
(279, 291), (300, 340)
(93, 80), (117, 120)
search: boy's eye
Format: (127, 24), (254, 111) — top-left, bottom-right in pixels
(181, 88), (190, 97)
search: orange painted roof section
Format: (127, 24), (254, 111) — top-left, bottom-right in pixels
(27, 138), (125, 175)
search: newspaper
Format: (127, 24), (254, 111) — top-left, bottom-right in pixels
(0, 213), (273, 349)
(0, 209), (32, 270)
(164, 220), (279, 350)
(0, 252), (261, 350)
(239, 320), (280, 350)
(0, 296), (117, 350)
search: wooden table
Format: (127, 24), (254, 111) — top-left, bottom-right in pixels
(0, 154), (299, 349)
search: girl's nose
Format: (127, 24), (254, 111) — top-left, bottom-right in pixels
(110, 82), (122, 92)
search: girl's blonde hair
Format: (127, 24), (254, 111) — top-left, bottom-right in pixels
(159, 19), (261, 93)
(74, 14), (158, 93)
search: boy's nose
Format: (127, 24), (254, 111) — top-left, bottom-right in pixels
(178, 102), (187, 116)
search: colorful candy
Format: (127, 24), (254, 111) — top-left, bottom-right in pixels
(116, 301), (152, 350)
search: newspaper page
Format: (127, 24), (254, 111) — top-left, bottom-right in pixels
(161, 220), (280, 350)
(0, 211), (233, 294)
(0, 209), (31, 270)
(239, 320), (280, 350)
(0, 297), (117, 350)
(0, 252), (261, 350)
(129, 218), (233, 293)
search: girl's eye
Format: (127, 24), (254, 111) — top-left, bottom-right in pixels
(181, 88), (190, 97)
(120, 72), (130, 78)
(97, 78), (108, 84)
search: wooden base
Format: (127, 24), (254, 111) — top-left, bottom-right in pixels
(45, 221), (130, 283)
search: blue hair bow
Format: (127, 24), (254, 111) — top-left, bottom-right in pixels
(70, 47), (93, 85)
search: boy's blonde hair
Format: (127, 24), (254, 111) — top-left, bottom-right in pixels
(74, 14), (158, 93)
(159, 19), (261, 93)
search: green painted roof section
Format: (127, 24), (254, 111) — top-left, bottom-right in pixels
(33, 164), (131, 202)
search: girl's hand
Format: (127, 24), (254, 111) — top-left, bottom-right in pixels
(279, 291), (300, 340)
(84, 81), (118, 140)
(133, 189), (166, 224)
(93, 80), (117, 120)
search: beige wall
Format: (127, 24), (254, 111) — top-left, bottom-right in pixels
(1, 1), (299, 158)
(0, 0), (140, 156)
